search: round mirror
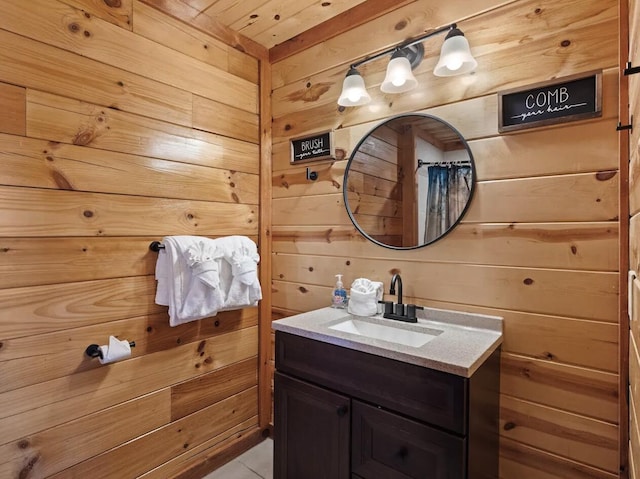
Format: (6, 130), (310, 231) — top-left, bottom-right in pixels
(343, 113), (475, 249)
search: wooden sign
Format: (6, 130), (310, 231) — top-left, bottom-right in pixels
(290, 131), (334, 163)
(498, 71), (602, 133)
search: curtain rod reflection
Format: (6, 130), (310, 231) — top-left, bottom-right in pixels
(416, 158), (471, 171)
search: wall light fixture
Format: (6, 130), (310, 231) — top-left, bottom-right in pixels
(337, 23), (477, 107)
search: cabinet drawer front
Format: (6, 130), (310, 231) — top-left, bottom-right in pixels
(274, 372), (351, 479)
(352, 401), (466, 479)
(276, 332), (467, 434)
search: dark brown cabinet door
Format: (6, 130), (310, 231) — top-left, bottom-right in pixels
(274, 371), (350, 479)
(352, 400), (465, 479)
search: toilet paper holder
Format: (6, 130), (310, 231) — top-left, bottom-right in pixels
(85, 341), (136, 360)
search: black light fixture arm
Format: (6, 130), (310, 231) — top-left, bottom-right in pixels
(349, 23), (457, 70)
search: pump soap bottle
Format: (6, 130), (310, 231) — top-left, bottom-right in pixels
(331, 274), (348, 309)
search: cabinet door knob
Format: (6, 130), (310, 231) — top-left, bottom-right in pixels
(336, 405), (348, 417)
(398, 446), (409, 459)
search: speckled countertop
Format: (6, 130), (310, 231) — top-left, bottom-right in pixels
(272, 306), (503, 378)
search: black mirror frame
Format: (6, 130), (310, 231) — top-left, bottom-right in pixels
(342, 113), (477, 250)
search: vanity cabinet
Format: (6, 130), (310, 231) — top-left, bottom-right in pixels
(274, 331), (500, 479)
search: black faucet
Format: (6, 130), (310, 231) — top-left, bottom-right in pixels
(380, 273), (423, 323)
(390, 273), (403, 305)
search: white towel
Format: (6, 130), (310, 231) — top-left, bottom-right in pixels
(211, 236), (262, 310)
(154, 235), (262, 326)
(155, 236), (225, 327)
(347, 278), (384, 316)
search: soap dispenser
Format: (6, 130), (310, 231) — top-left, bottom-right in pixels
(331, 274), (348, 309)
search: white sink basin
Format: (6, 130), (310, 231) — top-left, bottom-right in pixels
(328, 318), (442, 348)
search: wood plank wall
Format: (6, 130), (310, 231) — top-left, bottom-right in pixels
(628, 0), (639, 476)
(0, 0), (266, 477)
(270, 0), (622, 477)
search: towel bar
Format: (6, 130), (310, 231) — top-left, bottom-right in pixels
(149, 241), (165, 252)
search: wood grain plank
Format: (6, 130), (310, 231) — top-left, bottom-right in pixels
(171, 357), (258, 420)
(0, 0), (259, 112)
(198, 0), (263, 27)
(471, 119), (619, 181)
(466, 172), (619, 223)
(0, 275), (160, 338)
(0, 237), (156, 289)
(502, 314), (618, 373)
(193, 95), (260, 143)
(48, 389), (258, 478)
(271, 249), (619, 320)
(272, 222), (619, 272)
(273, 58), (618, 145)
(26, 90), (259, 174)
(500, 437), (618, 479)
(0, 327), (258, 445)
(0, 28), (192, 126)
(273, 193), (351, 226)
(274, 169), (618, 226)
(501, 353), (618, 423)
(59, 0), (133, 30)
(271, 0), (616, 91)
(0, 186), (257, 238)
(273, 160), (345, 198)
(0, 133), (259, 204)
(0, 308), (257, 393)
(0, 82), (25, 136)
(132, 0), (258, 83)
(137, 0), (267, 60)
(271, 0), (533, 88)
(258, 59), (273, 431)
(136, 420), (260, 479)
(0, 235), (257, 289)
(500, 395), (618, 473)
(271, 66), (618, 168)
(227, 0), (321, 39)
(258, 54), (274, 432)
(347, 192), (401, 218)
(0, 390), (170, 477)
(269, 0), (419, 62)
(239, 0), (370, 49)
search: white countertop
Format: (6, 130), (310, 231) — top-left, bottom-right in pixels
(272, 306), (503, 378)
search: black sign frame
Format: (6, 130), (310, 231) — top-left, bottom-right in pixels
(498, 71), (602, 133)
(290, 131), (334, 164)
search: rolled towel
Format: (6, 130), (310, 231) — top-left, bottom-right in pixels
(348, 278), (383, 317)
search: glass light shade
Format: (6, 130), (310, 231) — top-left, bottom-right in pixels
(433, 28), (477, 77)
(337, 68), (371, 106)
(380, 52), (418, 93)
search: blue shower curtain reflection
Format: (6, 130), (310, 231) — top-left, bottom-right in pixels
(424, 164), (472, 243)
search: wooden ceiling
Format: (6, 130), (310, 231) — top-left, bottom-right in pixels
(140, 0), (417, 60)
(180, 0), (369, 49)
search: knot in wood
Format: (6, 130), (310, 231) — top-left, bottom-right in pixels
(395, 20), (407, 30)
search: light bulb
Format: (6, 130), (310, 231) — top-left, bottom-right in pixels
(446, 56), (463, 71)
(392, 77), (405, 87)
(347, 90), (361, 102)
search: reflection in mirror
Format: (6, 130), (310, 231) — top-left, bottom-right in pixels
(343, 114), (475, 249)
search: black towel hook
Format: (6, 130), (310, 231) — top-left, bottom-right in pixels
(149, 241), (165, 252)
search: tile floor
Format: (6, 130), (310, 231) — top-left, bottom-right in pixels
(202, 438), (273, 479)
